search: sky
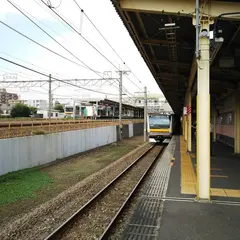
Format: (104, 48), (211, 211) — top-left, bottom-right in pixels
(0, 0), (162, 103)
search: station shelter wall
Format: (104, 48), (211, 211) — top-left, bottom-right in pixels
(116, 123), (143, 141)
(215, 94), (234, 147)
(0, 122), (143, 176)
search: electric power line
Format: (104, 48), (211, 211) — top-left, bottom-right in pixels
(0, 52), (68, 78)
(0, 65), (42, 80)
(38, 0), (143, 93)
(47, 0), (62, 9)
(0, 21), (104, 78)
(7, 0), (103, 78)
(40, 0), (120, 71)
(71, 0), (143, 90)
(0, 56), (118, 96)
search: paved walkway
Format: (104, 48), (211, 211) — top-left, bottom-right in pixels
(121, 136), (240, 240)
(190, 140), (240, 199)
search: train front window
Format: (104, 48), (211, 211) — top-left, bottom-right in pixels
(149, 115), (170, 128)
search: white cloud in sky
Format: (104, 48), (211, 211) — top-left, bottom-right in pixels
(0, 0), (162, 102)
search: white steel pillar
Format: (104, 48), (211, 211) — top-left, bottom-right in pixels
(187, 91), (192, 151)
(196, 19), (211, 200)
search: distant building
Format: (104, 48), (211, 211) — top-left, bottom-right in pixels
(24, 99), (47, 110)
(0, 88), (18, 104)
(37, 110), (65, 119)
(133, 94), (173, 113)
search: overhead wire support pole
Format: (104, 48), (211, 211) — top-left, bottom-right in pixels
(144, 86), (147, 142)
(49, 74), (52, 120)
(117, 69), (131, 141)
(119, 71), (123, 141)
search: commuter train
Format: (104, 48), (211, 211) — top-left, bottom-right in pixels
(147, 113), (173, 143)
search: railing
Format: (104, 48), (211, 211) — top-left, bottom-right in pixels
(0, 119), (144, 139)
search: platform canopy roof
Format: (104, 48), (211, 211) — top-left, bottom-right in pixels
(89, 99), (144, 111)
(111, 0), (240, 114)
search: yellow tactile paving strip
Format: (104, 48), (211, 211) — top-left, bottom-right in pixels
(180, 136), (197, 195)
(211, 188), (240, 197)
(180, 136), (240, 198)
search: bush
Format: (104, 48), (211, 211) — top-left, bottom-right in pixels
(11, 103), (31, 118)
(29, 106), (37, 114)
(54, 104), (64, 113)
(32, 129), (46, 135)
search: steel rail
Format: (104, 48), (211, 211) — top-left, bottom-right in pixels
(44, 144), (162, 240)
(99, 145), (165, 239)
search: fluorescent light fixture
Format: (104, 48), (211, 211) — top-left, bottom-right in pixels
(164, 23), (176, 27)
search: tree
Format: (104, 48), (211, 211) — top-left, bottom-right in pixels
(54, 104), (64, 113)
(29, 106), (37, 114)
(11, 103), (31, 118)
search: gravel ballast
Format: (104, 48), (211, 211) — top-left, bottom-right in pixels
(54, 145), (163, 239)
(0, 142), (151, 240)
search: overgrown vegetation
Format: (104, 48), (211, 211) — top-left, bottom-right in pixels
(11, 103), (31, 118)
(54, 104), (64, 113)
(0, 168), (52, 205)
(32, 129), (46, 135)
(0, 137), (143, 222)
(29, 106), (37, 114)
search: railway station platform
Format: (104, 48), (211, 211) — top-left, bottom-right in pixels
(121, 136), (240, 239)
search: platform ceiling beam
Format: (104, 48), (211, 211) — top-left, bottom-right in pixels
(120, 0), (240, 20)
(135, 12), (160, 72)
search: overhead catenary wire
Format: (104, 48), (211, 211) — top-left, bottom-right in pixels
(37, 0), (143, 92)
(7, 0), (136, 91)
(72, 0), (126, 66)
(40, 0), (120, 71)
(47, 0), (62, 9)
(0, 52), (68, 78)
(0, 21), (100, 75)
(0, 65), (42, 80)
(6, 0), (103, 78)
(72, 0), (143, 88)
(0, 56), (118, 96)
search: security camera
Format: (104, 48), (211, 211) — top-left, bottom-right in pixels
(200, 29), (209, 38)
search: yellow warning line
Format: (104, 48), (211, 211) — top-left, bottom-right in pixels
(180, 136), (240, 198)
(211, 175), (228, 178)
(180, 136), (197, 195)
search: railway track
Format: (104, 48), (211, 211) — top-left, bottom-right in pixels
(44, 144), (165, 240)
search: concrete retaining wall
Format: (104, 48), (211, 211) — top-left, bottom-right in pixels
(0, 126), (117, 176)
(0, 123), (144, 176)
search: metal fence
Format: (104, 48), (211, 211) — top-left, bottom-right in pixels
(0, 119), (143, 139)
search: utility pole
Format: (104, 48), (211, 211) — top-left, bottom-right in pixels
(144, 86), (147, 142)
(134, 87), (148, 142)
(117, 69), (130, 141)
(73, 100), (76, 119)
(48, 74), (52, 120)
(119, 71), (123, 141)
